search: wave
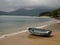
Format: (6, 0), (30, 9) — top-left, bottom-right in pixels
(0, 20), (58, 39)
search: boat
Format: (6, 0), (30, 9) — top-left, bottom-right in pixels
(28, 28), (52, 36)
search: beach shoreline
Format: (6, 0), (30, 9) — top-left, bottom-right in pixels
(0, 19), (59, 39)
(0, 19), (60, 45)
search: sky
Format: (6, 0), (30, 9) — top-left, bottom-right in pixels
(0, 0), (60, 12)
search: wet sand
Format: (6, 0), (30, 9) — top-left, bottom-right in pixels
(0, 20), (60, 45)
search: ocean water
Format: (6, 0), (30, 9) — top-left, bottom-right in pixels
(0, 16), (54, 36)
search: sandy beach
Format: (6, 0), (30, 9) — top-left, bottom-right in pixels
(0, 20), (60, 45)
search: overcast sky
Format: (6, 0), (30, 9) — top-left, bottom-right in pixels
(0, 0), (60, 12)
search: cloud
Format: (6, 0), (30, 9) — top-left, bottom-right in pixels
(0, 0), (60, 12)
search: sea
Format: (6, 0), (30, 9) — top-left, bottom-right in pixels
(0, 16), (54, 36)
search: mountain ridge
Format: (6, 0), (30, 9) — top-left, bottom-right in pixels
(0, 7), (57, 16)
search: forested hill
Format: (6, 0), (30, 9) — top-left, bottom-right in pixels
(39, 8), (60, 18)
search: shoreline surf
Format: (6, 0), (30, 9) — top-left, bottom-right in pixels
(0, 20), (59, 39)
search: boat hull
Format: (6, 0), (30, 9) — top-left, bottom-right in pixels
(28, 28), (52, 36)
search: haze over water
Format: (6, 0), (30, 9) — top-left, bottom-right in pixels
(0, 16), (54, 36)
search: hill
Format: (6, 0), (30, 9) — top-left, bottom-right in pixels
(0, 11), (8, 15)
(0, 7), (56, 16)
(39, 8), (60, 19)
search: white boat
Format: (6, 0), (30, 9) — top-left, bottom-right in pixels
(28, 28), (52, 36)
